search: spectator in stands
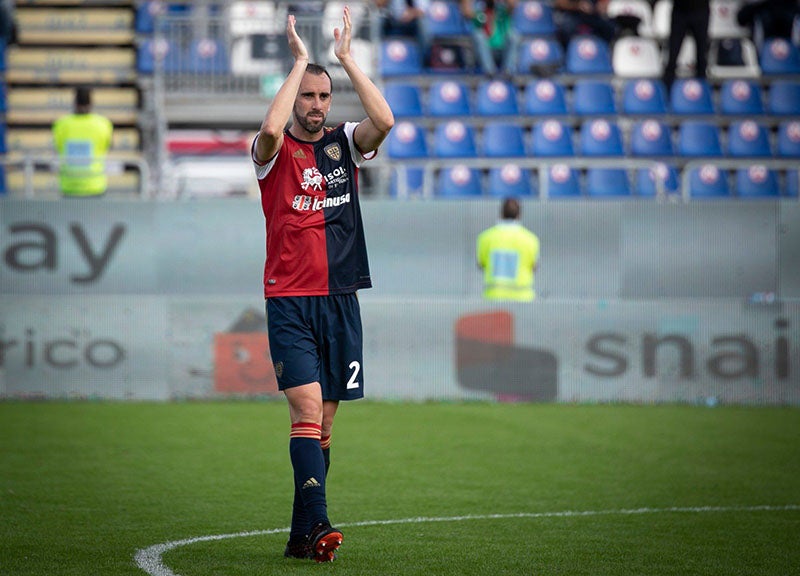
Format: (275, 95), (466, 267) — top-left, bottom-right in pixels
(52, 87), (114, 198)
(476, 197), (540, 302)
(662, 0), (710, 92)
(375, 0), (430, 38)
(737, 0), (800, 49)
(553, 0), (616, 49)
(460, 0), (520, 77)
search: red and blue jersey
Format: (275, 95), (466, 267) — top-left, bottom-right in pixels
(253, 122), (373, 298)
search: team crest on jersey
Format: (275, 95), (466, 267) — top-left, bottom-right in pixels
(300, 167), (324, 191)
(324, 143), (342, 161)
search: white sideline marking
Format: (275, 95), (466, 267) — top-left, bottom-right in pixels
(135, 504), (800, 576)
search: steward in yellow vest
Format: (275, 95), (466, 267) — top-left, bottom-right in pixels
(476, 197), (540, 301)
(52, 87), (113, 197)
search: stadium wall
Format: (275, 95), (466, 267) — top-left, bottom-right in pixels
(1, 200), (798, 404)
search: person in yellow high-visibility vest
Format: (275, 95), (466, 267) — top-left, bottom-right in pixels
(476, 197), (540, 301)
(52, 87), (113, 197)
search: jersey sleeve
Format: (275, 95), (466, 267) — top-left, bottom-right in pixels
(343, 122), (374, 167)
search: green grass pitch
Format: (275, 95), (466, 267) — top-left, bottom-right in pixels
(2, 401), (799, 575)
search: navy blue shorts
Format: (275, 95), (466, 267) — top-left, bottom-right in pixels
(266, 293), (365, 401)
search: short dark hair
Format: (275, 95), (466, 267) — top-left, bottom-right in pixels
(501, 197), (521, 220)
(306, 63), (333, 92)
(75, 87), (92, 108)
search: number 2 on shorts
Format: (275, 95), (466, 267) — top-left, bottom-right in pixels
(346, 361), (361, 389)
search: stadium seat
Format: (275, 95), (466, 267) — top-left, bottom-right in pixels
(708, 37), (760, 79)
(651, 0), (671, 40)
(512, 1), (555, 36)
(137, 38), (182, 74)
(612, 36), (662, 78)
(380, 39), (423, 76)
(187, 39), (229, 74)
(736, 165), (780, 198)
(390, 167), (424, 198)
(630, 119), (674, 156)
(586, 168), (632, 197)
(482, 122), (527, 157)
(425, 1), (470, 36)
(768, 81), (800, 116)
(719, 79), (764, 115)
(475, 79), (519, 116)
(518, 37), (564, 74)
(136, 0), (166, 34)
(670, 79), (715, 115)
(523, 79), (568, 115)
(544, 163), (581, 197)
(488, 164), (534, 197)
(688, 164), (730, 197)
(566, 35), (613, 74)
(572, 80), (616, 115)
(0, 82), (6, 114)
(433, 120), (478, 157)
(579, 119), (624, 156)
(777, 121), (800, 158)
(675, 36), (698, 78)
(607, 0), (654, 36)
(428, 80), (471, 116)
(229, 1), (283, 36)
(621, 79), (668, 114)
(760, 38), (800, 75)
(787, 170), (799, 197)
(637, 163), (680, 196)
(678, 121), (723, 157)
(709, 0), (748, 38)
(437, 165), (483, 197)
(385, 82), (423, 117)
(387, 121), (428, 159)
(727, 120), (772, 158)
(532, 119), (574, 156)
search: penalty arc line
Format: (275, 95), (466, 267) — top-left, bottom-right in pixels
(134, 504), (800, 576)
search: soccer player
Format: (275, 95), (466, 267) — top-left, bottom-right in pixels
(250, 7), (394, 563)
(476, 197), (540, 301)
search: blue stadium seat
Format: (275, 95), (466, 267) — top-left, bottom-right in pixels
(0, 121), (6, 154)
(688, 164), (730, 198)
(475, 79), (519, 116)
(433, 120), (477, 157)
(777, 120), (800, 157)
(727, 120), (772, 158)
(630, 119), (674, 157)
(428, 80), (471, 116)
(719, 79), (764, 115)
(759, 38), (800, 75)
(380, 39), (423, 76)
(188, 39), (229, 74)
(512, 1), (555, 36)
(670, 78), (715, 115)
(586, 168), (631, 197)
(579, 119), (624, 156)
(437, 165), (483, 197)
(566, 35), (612, 74)
(768, 81), (800, 115)
(386, 121), (428, 159)
(483, 122), (527, 157)
(488, 164), (534, 197)
(736, 165), (780, 198)
(518, 37), (564, 74)
(390, 167), (424, 198)
(678, 121), (723, 157)
(384, 83), (423, 117)
(523, 79), (567, 115)
(572, 79), (616, 115)
(425, 1), (470, 36)
(136, 1), (163, 34)
(0, 82), (6, 114)
(621, 79), (668, 115)
(637, 163), (680, 196)
(545, 163), (581, 197)
(787, 170), (799, 197)
(532, 119), (574, 156)
(137, 38), (182, 74)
